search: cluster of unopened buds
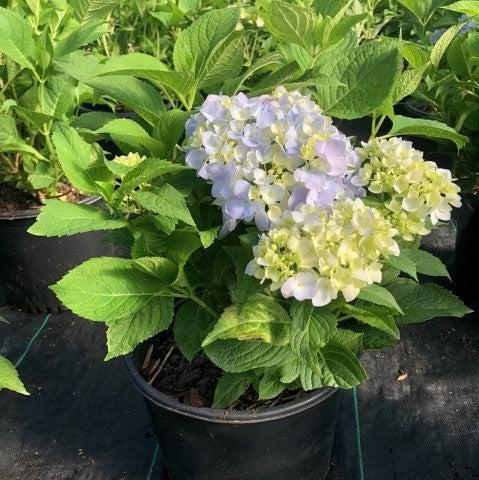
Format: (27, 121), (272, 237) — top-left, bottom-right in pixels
(185, 87), (462, 306)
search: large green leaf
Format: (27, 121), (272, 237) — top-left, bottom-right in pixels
(386, 116), (468, 150)
(52, 257), (177, 322)
(202, 294), (291, 346)
(112, 157), (190, 205)
(205, 339), (292, 373)
(401, 249), (450, 279)
(173, 8), (239, 78)
(386, 279), (472, 324)
(105, 296), (174, 360)
(0, 355), (28, 395)
(135, 185), (195, 226)
(0, 114), (43, 158)
(344, 304), (400, 339)
(0, 7), (38, 72)
(152, 109), (190, 157)
(174, 300), (214, 361)
(386, 249), (418, 280)
(431, 24), (463, 66)
(357, 284), (404, 314)
(52, 123), (112, 195)
(86, 75), (166, 126)
(314, 38), (402, 119)
(290, 301), (337, 371)
(260, 0), (316, 52)
(42, 69), (77, 118)
(258, 369), (286, 400)
(55, 18), (108, 58)
(70, 0), (121, 22)
(212, 372), (252, 409)
(443, 1), (479, 17)
(28, 199), (126, 237)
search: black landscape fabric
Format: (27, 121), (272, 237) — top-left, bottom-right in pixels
(0, 225), (478, 480)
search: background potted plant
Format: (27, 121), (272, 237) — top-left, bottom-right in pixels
(0, 0), (120, 311)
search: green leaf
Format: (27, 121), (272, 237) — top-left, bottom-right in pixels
(42, 70), (76, 118)
(135, 185), (195, 226)
(173, 8), (239, 76)
(164, 228), (202, 267)
(152, 109), (190, 157)
(202, 294), (291, 347)
(70, 0), (121, 22)
(0, 355), (28, 395)
(28, 199), (126, 237)
(315, 38), (402, 119)
(198, 228), (218, 248)
(344, 304), (400, 339)
(105, 296), (174, 360)
(386, 279), (472, 324)
(260, 0), (316, 52)
(396, 0), (429, 22)
(55, 18), (108, 58)
(52, 257), (177, 322)
(400, 41), (429, 68)
(357, 284), (404, 314)
(386, 115), (468, 150)
(0, 7), (38, 72)
(431, 24), (463, 67)
(132, 257), (178, 283)
(318, 342), (367, 388)
(290, 301), (337, 371)
(205, 339), (291, 373)
(313, 0), (350, 16)
(0, 114), (43, 158)
(257, 369), (286, 400)
(96, 118), (164, 157)
(86, 75), (166, 126)
(401, 248), (450, 279)
(443, 1), (479, 17)
(386, 249), (418, 280)
(332, 328), (364, 352)
(174, 300), (214, 361)
(112, 158), (189, 205)
(52, 123), (112, 195)
(212, 372), (252, 409)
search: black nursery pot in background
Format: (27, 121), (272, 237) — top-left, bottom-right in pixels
(0, 197), (113, 312)
(454, 193), (479, 308)
(126, 343), (340, 480)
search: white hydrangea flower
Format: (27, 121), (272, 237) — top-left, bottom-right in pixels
(354, 137), (462, 240)
(246, 198), (400, 306)
(185, 87), (363, 234)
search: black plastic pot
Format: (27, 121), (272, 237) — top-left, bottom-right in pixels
(126, 342), (340, 480)
(454, 193), (479, 308)
(0, 196), (113, 312)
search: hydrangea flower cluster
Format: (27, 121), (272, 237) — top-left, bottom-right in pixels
(185, 87), (362, 234)
(354, 138), (462, 241)
(246, 198), (400, 305)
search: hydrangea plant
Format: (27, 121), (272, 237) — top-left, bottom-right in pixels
(29, 87), (471, 408)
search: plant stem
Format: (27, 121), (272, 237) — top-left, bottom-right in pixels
(189, 292), (220, 319)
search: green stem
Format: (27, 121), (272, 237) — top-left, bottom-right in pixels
(189, 292), (220, 319)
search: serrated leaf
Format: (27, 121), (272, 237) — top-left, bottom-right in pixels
(105, 296), (174, 360)
(332, 328), (364, 352)
(402, 248), (450, 279)
(52, 123), (112, 196)
(257, 369), (286, 400)
(386, 115), (468, 150)
(86, 75), (166, 126)
(386, 279), (472, 324)
(290, 301), (337, 371)
(431, 24), (463, 67)
(0, 7), (38, 72)
(260, 0), (316, 52)
(387, 249), (418, 280)
(202, 294), (291, 347)
(112, 158), (189, 205)
(28, 200), (126, 237)
(70, 0), (121, 22)
(198, 227), (218, 248)
(132, 257), (178, 283)
(55, 18), (108, 58)
(174, 301), (214, 361)
(315, 38), (402, 119)
(135, 186), (195, 226)
(212, 372), (252, 409)
(52, 257), (177, 322)
(443, 1), (479, 17)
(42, 69), (76, 118)
(205, 339), (292, 373)
(344, 304), (400, 339)
(357, 284), (404, 314)
(0, 355), (28, 395)
(399, 41), (429, 68)
(0, 114), (43, 158)
(152, 109), (190, 157)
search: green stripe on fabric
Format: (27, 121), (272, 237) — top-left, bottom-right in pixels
(146, 443), (160, 480)
(15, 314), (52, 368)
(352, 387), (366, 480)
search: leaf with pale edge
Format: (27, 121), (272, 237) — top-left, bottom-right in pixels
(344, 303), (400, 339)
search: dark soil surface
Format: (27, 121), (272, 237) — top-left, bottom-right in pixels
(0, 182), (83, 214)
(143, 333), (304, 410)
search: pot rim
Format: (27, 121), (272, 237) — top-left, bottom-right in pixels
(124, 348), (338, 425)
(0, 195), (101, 221)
